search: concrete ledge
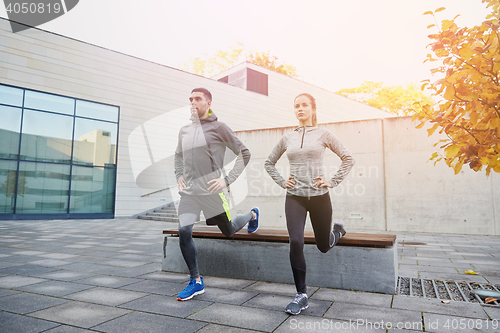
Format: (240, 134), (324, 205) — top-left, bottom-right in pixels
(162, 235), (398, 294)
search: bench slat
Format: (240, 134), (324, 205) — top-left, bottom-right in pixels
(163, 227), (396, 247)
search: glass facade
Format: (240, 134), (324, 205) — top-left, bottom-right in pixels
(0, 84), (119, 220)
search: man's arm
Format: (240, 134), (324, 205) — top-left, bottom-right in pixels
(174, 130), (185, 190)
(217, 123), (251, 186)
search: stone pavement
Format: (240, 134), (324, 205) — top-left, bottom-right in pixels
(0, 219), (498, 333)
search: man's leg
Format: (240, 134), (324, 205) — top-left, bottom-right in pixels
(178, 215), (200, 279)
(205, 193), (255, 237)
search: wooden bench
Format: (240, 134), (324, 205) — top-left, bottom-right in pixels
(161, 227), (398, 294)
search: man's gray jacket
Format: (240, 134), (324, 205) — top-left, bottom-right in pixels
(174, 110), (251, 196)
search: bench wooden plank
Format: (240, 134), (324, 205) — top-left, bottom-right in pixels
(163, 226), (396, 247)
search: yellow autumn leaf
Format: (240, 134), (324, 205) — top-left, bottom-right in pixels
(485, 297), (497, 304)
(435, 7), (446, 13)
(442, 20), (454, 30)
(444, 85), (455, 100)
(465, 270), (478, 275)
(423, 11), (433, 16)
(446, 145), (460, 159)
(490, 118), (500, 130)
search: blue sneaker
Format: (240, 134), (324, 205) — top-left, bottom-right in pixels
(247, 207), (259, 233)
(177, 277), (204, 301)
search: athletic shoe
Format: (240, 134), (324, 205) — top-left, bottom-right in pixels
(334, 223), (346, 237)
(177, 277), (204, 301)
(285, 293), (309, 315)
(247, 207), (259, 233)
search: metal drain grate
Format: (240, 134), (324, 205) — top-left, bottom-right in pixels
(397, 277), (500, 307)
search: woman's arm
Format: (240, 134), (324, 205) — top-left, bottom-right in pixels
(324, 131), (355, 187)
(264, 135), (288, 188)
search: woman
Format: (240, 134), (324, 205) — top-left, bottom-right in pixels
(264, 93), (355, 315)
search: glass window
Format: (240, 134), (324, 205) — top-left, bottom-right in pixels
(24, 90), (74, 115)
(0, 160), (18, 214)
(0, 105), (22, 159)
(76, 100), (119, 122)
(0, 85), (23, 107)
(15, 162), (70, 214)
(20, 110), (74, 163)
(70, 166), (115, 214)
(73, 118), (117, 166)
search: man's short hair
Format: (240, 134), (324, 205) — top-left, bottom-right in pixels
(191, 88), (212, 101)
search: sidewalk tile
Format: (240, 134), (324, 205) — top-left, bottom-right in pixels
(242, 293), (331, 317)
(121, 279), (186, 296)
(392, 296), (488, 318)
(0, 310), (59, 333)
(423, 313), (498, 332)
(119, 294), (212, 318)
(0, 276), (46, 288)
(93, 311), (206, 333)
(311, 288), (393, 308)
(0, 292), (69, 314)
(65, 287), (147, 306)
(274, 315), (387, 332)
(28, 301), (131, 328)
(189, 303), (288, 332)
(17, 280), (94, 297)
(195, 286), (258, 305)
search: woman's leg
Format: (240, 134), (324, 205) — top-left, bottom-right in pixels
(308, 193), (336, 253)
(285, 195), (308, 294)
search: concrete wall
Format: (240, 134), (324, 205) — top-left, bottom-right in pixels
(233, 117), (499, 235)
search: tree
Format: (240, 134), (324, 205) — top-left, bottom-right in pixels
(336, 81), (434, 116)
(413, 0), (500, 176)
(182, 43), (297, 78)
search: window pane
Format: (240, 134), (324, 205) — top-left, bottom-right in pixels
(24, 90), (74, 115)
(70, 166), (115, 214)
(20, 110), (74, 163)
(73, 118), (117, 166)
(0, 85), (23, 107)
(16, 162), (70, 214)
(0, 160), (18, 214)
(76, 100), (119, 122)
(0, 105), (22, 159)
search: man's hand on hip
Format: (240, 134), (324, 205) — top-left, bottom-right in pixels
(207, 178), (227, 193)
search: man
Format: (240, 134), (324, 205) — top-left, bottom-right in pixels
(174, 87), (259, 301)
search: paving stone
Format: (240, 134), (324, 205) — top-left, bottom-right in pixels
(324, 301), (422, 327)
(65, 287), (147, 306)
(93, 310), (207, 333)
(423, 313), (498, 332)
(0, 288), (19, 297)
(242, 293), (331, 317)
(196, 324), (259, 333)
(189, 303), (289, 332)
(56, 262), (109, 273)
(98, 263), (160, 277)
(120, 294), (212, 318)
(39, 253), (79, 260)
(195, 286), (258, 305)
(0, 292), (69, 314)
(311, 288), (393, 308)
(121, 279), (187, 296)
(392, 295), (488, 319)
(75, 275), (141, 287)
(0, 310), (59, 333)
(137, 271), (190, 283)
(274, 315), (387, 332)
(482, 306), (500, 320)
(0, 275), (46, 288)
(28, 259), (72, 267)
(28, 301), (131, 328)
(243, 281), (318, 296)
(12, 251), (47, 256)
(0, 264), (57, 276)
(203, 276), (255, 290)
(44, 326), (97, 333)
(0, 261), (22, 269)
(17, 280), (94, 297)
(33, 270), (97, 282)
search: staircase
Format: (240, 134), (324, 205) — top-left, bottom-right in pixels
(138, 204), (179, 222)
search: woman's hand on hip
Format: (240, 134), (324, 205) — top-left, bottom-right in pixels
(313, 176), (333, 188)
(284, 176), (295, 188)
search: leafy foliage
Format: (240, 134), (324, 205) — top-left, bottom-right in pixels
(182, 43), (297, 78)
(336, 81), (433, 116)
(414, 0), (500, 175)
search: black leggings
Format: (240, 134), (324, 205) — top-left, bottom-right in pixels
(285, 193), (338, 294)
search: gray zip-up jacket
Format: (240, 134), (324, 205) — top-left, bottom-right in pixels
(174, 110), (251, 196)
(265, 126), (355, 197)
